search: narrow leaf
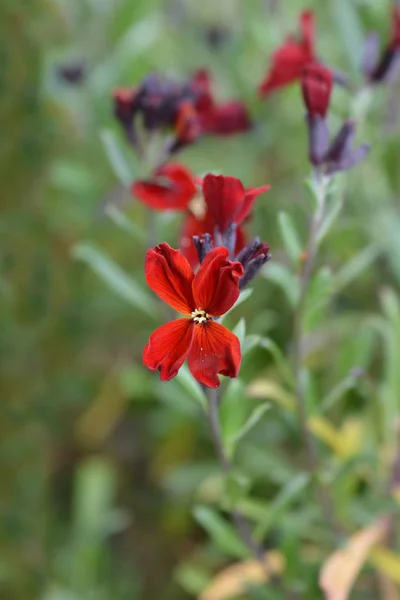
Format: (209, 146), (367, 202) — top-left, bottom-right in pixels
(193, 506), (249, 558)
(73, 243), (156, 315)
(278, 211), (302, 263)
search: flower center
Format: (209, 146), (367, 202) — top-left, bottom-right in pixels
(191, 308), (211, 324)
(188, 193), (207, 219)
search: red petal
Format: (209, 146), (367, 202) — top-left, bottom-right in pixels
(132, 163), (196, 210)
(299, 10), (315, 54)
(192, 247), (244, 316)
(199, 102), (252, 135)
(203, 174), (245, 233)
(143, 319), (194, 381)
(301, 63), (333, 118)
(145, 242), (194, 313)
(258, 11), (316, 97)
(258, 39), (314, 96)
(191, 69), (214, 112)
(391, 6), (400, 48)
(234, 184), (271, 224)
(188, 321), (241, 388)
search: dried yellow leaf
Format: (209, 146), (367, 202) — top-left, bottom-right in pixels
(320, 516), (391, 600)
(198, 551), (284, 600)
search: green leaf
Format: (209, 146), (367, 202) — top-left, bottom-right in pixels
(105, 206), (146, 242)
(73, 458), (117, 537)
(254, 473), (310, 541)
(100, 128), (134, 186)
(73, 243), (156, 315)
(332, 0), (364, 72)
(262, 262), (299, 307)
(230, 403), (271, 446)
(278, 211), (302, 263)
(220, 379), (248, 458)
(220, 289), (253, 323)
(232, 317), (246, 346)
(192, 506), (249, 558)
(175, 364), (207, 410)
(335, 245), (379, 292)
(304, 267), (334, 331)
(258, 337), (294, 386)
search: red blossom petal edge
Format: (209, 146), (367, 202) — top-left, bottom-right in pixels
(258, 10), (316, 97)
(145, 242), (194, 314)
(203, 174), (245, 233)
(301, 63), (333, 118)
(199, 102), (252, 135)
(192, 247), (244, 316)
(234, 185), (271, 224)
(132, 163), (196, 211)
(143, 319), (194, 381)
(188, 321), (241, 388)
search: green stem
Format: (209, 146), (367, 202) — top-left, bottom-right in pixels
(207, 388), (268, 566)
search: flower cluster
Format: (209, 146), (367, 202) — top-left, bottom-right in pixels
(301, 64), (370, 174)
(113, 69), (251, 157)
(110, 7), (382, 388)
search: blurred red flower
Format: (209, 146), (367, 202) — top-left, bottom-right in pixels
(143, 243), (243, 387)
(181, 174), (270, 266)
(132, 168), (270, 267)
(301, 63), (333, 118)
(190, 70), (252, 135)
(259, 10), (315, 97)
(131, 163), (196, 211)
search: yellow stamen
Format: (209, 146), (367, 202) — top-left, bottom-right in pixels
(191, 308), (211, 324)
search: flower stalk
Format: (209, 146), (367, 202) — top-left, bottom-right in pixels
(292, 172), (334, 522)
(206, 387), (268, 567)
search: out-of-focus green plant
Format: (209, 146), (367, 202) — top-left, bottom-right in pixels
(3, 0), (400, 599)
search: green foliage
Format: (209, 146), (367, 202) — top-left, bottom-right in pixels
(2, 0), (400, 599)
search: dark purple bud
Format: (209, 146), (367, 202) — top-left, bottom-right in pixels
(193, 233), (214, 263)
(369, 48), (400, 83)
(239, 252), (271, 289)
(306, 114), (330, 166)
(236, 239), (271, 289)
(222, 223), (237, 259)
(329, 143), (370, 174)
(361, 33), (381, 78)
(58, 62), (85, 85)
(236, 237), (262, 266)
(325, 119), (355, 163)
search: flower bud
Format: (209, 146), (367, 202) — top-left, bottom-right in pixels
(301, 63), (333, 118)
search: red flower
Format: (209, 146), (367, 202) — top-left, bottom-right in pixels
(301, 63), (333, 117)
(390, 5), (400, 49)
(131, 163), (197, 210)
(259, 10), (315, 97)
(181, 174), (270, 266)
(143, 243), (243, 387)
(190, 70), (252, 135)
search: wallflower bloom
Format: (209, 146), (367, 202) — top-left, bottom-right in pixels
(143, 243), (243, 387)
(131, 163), (196, 211)
(181, 174), (270, 266)
(301, 63), (332, 118)
(190, 70), (252, 134)
(259, 10), (315, 97)
(132, 168), (270, 267)
(362, 6), (400, 84)
(300, 64), (369, 174)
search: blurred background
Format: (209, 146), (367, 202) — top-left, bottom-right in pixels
(2, 0), (400, 598)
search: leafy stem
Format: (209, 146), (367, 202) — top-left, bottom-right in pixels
(293, 172), (334, 522)
(207, 387), (268, 569)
